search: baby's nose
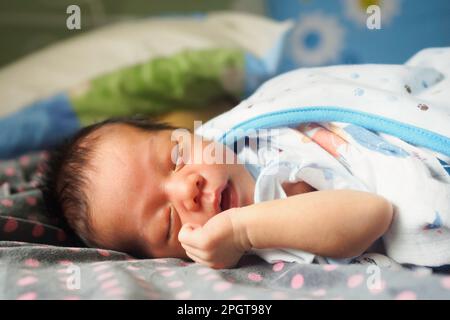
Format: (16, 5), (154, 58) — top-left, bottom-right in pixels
(174, 174), (204, 211)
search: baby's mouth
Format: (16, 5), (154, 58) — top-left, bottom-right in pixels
(220, 179), (240, 212)
(220, 181), (231, 212)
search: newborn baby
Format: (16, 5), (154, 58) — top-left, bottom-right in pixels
(43, 116), (393, 269)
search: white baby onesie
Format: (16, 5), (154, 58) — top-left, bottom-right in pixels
(235, 126), (367, 264)
(235, 124), (450, 267)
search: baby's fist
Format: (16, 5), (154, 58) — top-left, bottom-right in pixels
(178, 209), (249, 269)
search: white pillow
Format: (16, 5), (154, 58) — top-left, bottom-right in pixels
(0, 12), (292, 117)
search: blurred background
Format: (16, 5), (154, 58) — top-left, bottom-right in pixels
(0, 0), (266, 68)
(1, 0), (449, 68)
(0, 0), (449, 159)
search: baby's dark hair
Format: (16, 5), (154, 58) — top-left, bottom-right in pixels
(42, 115), (178, 248)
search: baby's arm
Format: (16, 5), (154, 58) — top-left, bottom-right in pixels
(234, 189), (393, 259)
(178, 189), (393, 269)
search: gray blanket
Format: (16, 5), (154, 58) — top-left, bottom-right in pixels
(1, 241), (449, 300)
(1, 152), (450, 300)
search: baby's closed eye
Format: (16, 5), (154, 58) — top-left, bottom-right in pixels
(166, 205), (174, 241)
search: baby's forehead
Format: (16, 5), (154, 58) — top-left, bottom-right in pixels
(92, 124), (165, 151)
(87, 124), (173, 171)
(84, 126), (155, 242)
(82, 124), (181, 252)
(94, 123), (152, 140)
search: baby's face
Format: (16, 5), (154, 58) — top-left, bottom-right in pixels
(86, 124), (255, 259)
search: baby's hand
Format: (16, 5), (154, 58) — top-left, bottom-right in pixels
(178, 208), (250, 269)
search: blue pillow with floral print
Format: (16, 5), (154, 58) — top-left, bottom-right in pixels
(265, 0), (450, 72)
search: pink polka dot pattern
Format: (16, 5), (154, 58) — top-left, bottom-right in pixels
(4, 167), (16, 177)
(248, 272), (263, 282)
(40, 152), (49, 160)
(272, 262), (284, 272)
(395, 291), (417, 300)
(17, 276), (38, 287)
(16, 292), (37, 300)
(97, 249), (111, 257)
(19, 156), (30, 166)
(135, 276), (147, 284)
(312, 288), (327, 297)
(161, 270), (176, 277)
(24, 258), (40, 268)
(58, 260), (73, 266)
(0, 144), (448, 303)
(213, 281), (232, 292)
(32, 224), (44, 238)
(29, 181), (39, 188)
(30, 181), (39, 188)
(369, 280), (386, 295)
(0, 153), (86, 248)
(3, 218), (18, 233)
(26, 197), (37, 206)
(323, 265), (338, 272)
(204, 274), (220, 281)
(347, 274), (364, 288)
(441, 276), (450, 289)
(413, 268), (432, 277)
(1, 199), (14, 207)
(105, 287), (124, 298)
(126, 265), (140, 271)
(101, 279), (119, 290)
(291, 274), (304, 289)
(196, 267), (211, 275)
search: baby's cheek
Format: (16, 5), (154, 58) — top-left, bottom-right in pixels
(175, 246), (190, 260)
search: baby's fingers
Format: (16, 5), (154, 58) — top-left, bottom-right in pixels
(184, 250), (213, 268)
(181, 243), (211, 262)
(184, 250), (223, 269)
(178, 223), (204, 248)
